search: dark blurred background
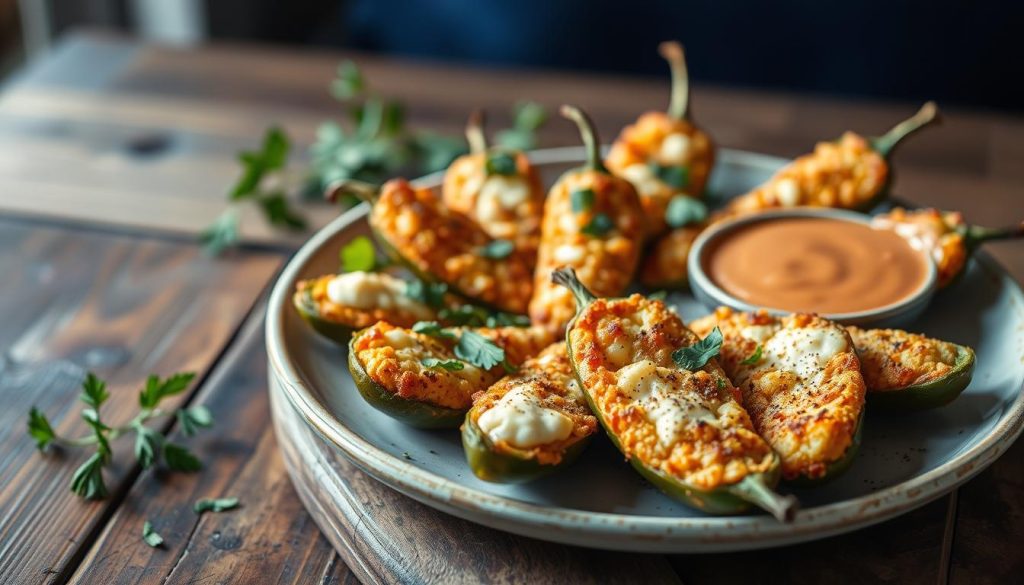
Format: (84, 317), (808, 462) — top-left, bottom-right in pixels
(2, 0), (1022, 111)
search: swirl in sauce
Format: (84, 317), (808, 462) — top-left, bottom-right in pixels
(704, 217), (929, 314)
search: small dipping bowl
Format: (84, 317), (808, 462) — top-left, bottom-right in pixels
(688, 208), (938, 328)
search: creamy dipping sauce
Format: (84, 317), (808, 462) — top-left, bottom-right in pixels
(704, 217), (930, 314)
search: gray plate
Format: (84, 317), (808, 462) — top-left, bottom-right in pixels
(266, 147), (1024, 552)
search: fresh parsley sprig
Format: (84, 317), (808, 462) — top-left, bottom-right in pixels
(27, 371), (211, 500)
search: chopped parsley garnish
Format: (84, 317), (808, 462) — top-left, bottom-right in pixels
(672, 327), (723, 371)
(404, 280), (448, 308)
(437, 305), (529, 328)
(650, 162), (690, 189)
(485, 152), (518, 176)
(570, 188), (596, 213)
(741, 344), (763, 366)
(412, 321), (456, 340)
(581, 213), (614, 237)
(478, 239), (514, 259)
(455, 330), (511, 371)
(421, 357), (465, 371)
(142, 521), (164, 548)
(716, 378), (727, 390)
(664, 195), (707, 228)
(340, 236), (378, 272)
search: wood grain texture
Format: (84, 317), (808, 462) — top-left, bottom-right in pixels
(272, 372), (681, 585)
(69, 306), (351, 585)
(0, 218), (281, 583)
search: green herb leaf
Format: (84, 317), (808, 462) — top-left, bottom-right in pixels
(70, 452), (108, 500)
(27, 407), (57, 451)
(672, 327), (723, 371)
(495, 102), (548, 151)
(200, 209), (240, 256)
(81, 408), (111, 461)
(478, 239), (514, 259)
(716, 378), (727, 390)
(485, 152), (517, 176)
(404, 280), (448, 308)
(163, 443), (202, 472)
(194, 497), (240, 514)
(570, 188), (596, 213)
(340, 236), (377, 273)
(231, 127), (289, 199)
(421, 358), (465, 371)
(140, 372), (197, 410)
(331, 60), (365, 100)
(484, 313), (531, 328)
(665, 195), (707, 228)
(455, 331), (508, 371)
(741, 345), (764, 366)
(258, 192), (307, 231)
(412, 321), (457, 340)
(80, 373), (109, 409)
(649, 162), (690, 189)
(437, 305), (487, 326)
(176, 406), (214, 438)
(411, 132), (468, 173)
(581, 213), (615, 237)
(134, 424), (164, 469)
(142, 521), (164, 548)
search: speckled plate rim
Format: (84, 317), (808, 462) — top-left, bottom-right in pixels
(266, 146), (1024, 552)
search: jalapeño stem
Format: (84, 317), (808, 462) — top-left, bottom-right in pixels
(466, 109), (487, 155)
(870, 101), (940, 158)
(659, 41), (690, 121)
(551, 267), (598, 309)
(325, 179), (380, 205)
(730, 474), (799, 523)
(963, 221), (1024, 250)
(560, 105), (608, 174)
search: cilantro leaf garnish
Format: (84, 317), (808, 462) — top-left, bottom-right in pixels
(421, 358), (465, 371)
(412, 321), (457, 340)
(404, 280), (448, 308)
(80, 373), (109, 409)
(142, 521), (164, 548)
(140, 372), (196, 409)
(340, 236), (378, 272)
(495, 101), (548, 150)
(478, 239), (514, 259)
(570, 188), (596, 213)
(134, 425), (164, 469)
(70, 453), (108, 500)
(581, 213), (614, 237)
(194, 497), (240, 514)
(163, 443), (202, 472)
(672, 327), (723, 371)
(27, 407), (56, 451)
(455, 331), (510, 371)
(485, 152), (518, 176)
(665, 195), (707, 228)
(741, 345), (763, 366)
(176, 406), (214, 437)
(649, 162), (690, 189)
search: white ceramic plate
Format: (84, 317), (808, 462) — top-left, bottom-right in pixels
(266, 147), (1024, 552)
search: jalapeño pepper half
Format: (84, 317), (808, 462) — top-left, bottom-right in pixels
(552, 268), (797, 521)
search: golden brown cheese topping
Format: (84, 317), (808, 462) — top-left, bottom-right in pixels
(529, 171), (645, 334)
(846, 326), (960, 391)
(351, 322), (552, 409)
(296, 273), (434, 330)
(470, 342), (597, 463)
(369, 178), (534, 314)
(690, 307), (866, 480)
(871, 207), (968, 288)
(442, 151), (545, 263)
(703, 217), (930, 314)
(567, 295), (777, 490)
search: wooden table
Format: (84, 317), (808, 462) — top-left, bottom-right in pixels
(1, 31), (1022, 584)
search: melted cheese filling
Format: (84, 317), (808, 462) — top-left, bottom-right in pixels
(477, 386), (574, 448)
(753, 326), (848, 385)
(659, 133), (692, 163)
(616, 360), (718, 447)
(475, 175), (530, 222)
(326, 272), (431, 318)
(620, 163), (662, 196)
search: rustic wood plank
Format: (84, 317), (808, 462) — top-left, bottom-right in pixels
(69, 304), (351, 585)
(671, 496), (954, 584)
(0, 218), (282, 583)
(272, 362), (682, 585)
(948, 436), (1024, 584)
